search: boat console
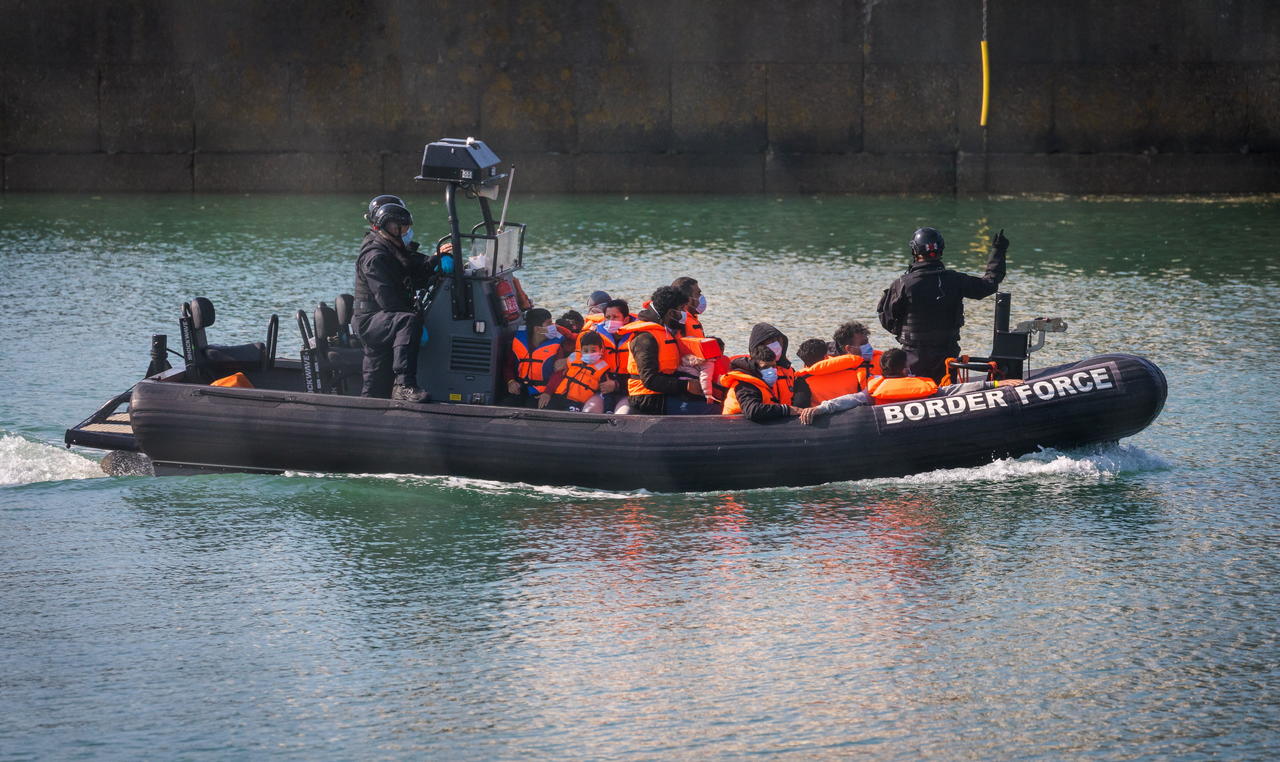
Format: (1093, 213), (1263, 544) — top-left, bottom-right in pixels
(413, 137), (525, 405)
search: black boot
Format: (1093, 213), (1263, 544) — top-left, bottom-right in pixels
(392, 384), (430, 403)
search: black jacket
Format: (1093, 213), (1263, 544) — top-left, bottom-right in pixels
(628, 308), (693, 400)
(727, 356), (792, 422)
(876, 250), (1006, 347)
(353, 231), (436, 315)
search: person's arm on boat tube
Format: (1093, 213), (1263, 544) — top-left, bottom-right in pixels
(816, 391), (871, 415)
(733, 382), (793, 423)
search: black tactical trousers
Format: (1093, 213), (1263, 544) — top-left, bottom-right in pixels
(905, 342), (960, 384)
(353, 310), (422, 397)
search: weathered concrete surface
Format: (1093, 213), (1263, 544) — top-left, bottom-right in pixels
(1, 0), (1277, 193)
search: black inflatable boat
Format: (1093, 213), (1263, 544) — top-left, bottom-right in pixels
(182, 352), (1162, 491)
(66, 344), (1166, 492)
(64, 137), (1167, 491)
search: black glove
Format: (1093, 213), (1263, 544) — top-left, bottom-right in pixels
(991, 228), (1009, 254)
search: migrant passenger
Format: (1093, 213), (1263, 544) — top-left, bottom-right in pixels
(621, 286), (710, 415)
(877, 227), (1009, 382)
(833, 321), (882, 375)
(581, 290), (612, 331)
(671, 276), (707, 339)
(556, 310), (585, 355)
(352, 198), (449, 402)
(670, 277), (718, 402)
(792, 339), (834, 407)
(799, 348), (1022, 424)
(721, 345), (805, 422)
(549, 332), (617, 413)
(745, 322), (797, 402)
(794, 322), (882, 406)
(504, 308), (566, 408)
(580, 298), (634, 414)
(557, 310), (585, 336)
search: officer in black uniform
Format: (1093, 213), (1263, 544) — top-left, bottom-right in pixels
(352, 198), (447, 402)
(876, 226), (1009, 383)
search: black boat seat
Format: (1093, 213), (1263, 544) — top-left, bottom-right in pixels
(315, 303), (363, 376)
(183, 297), (275, 382)
(333, 293), (361, 348)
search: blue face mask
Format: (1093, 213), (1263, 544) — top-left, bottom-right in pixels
(760, 367), (778, 386)
(860, 343), (874, 359)
(401, 227), (414, 246)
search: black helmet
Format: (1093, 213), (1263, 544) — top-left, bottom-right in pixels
(371, 202), (412, 230)
(909, 227), (945, 258)
(365, 194), (405, 223)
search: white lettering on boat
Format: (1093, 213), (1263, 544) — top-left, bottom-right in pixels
(878, 364), (1122, 427)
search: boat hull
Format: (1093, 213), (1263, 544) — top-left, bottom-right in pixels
(127, 354), (1167, 492)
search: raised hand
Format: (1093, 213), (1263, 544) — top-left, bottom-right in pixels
(991, 228), (1009, 253)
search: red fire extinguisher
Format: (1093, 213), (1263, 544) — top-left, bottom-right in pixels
(496, 277), (521, 323)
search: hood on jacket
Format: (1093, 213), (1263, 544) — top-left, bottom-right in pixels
(748, 322), (790, 366)
(729, 355), (761, 378)
(635, 306), (662, 324)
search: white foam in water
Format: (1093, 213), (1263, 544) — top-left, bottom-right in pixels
(285, 444), (1169, 497)
(283, 470), (638, 500)
(0, 434), (103, 487)
(856, 443), (1170, 488)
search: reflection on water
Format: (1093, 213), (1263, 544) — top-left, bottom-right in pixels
(2, 193), (1279, 757)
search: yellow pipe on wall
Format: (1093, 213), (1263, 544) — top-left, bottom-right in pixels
(980, 39), (990, 127)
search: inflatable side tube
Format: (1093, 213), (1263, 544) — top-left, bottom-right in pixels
(129, 354), (1167, 492)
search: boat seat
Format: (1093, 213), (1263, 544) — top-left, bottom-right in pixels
(298, 303), (361, 394)
(315, 303), (363, 377)
(182, 297), (277, 383)
(333, 293), (362, 348)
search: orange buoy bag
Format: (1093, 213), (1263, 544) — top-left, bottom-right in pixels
(210, 372), (254, 388)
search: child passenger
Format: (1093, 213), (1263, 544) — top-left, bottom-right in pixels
(549, 332), (617, 413)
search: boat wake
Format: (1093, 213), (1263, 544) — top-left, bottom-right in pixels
(0, 434), (104, 487)
(854, 443), (1170, 489)
(283, 470), (639, 500)
(285, 443), (1168, 498)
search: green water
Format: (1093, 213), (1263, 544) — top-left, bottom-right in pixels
(1, 193), (1278, 758)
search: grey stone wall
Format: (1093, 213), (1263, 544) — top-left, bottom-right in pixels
(1, 0), (1277, 193)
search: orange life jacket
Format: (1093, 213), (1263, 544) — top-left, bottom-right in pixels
(720, 370), (788, 416)
(553, 352), (610, 404)
(680, 312), (706, 339)
(798, 354), (872, 403)
(727, 354), (796, 403)
(866, 375), (938, 404)
(581, 312), (605, 331)
(620, 320), (681, 397)
(708, 355), (732, 402)
(511, 329), (562, 395)
(580, 323), (632, 375)
(641, 299), (705, 340)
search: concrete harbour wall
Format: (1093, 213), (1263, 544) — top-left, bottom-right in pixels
(1, 0), (1277, 194)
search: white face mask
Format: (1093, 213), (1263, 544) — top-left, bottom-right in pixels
(604, 319), (623, 333)
(581, 352), (602, 365)
(542, 324), (561, 341)
(767, 341), (783, 360)
(695, 294), (707, 314)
